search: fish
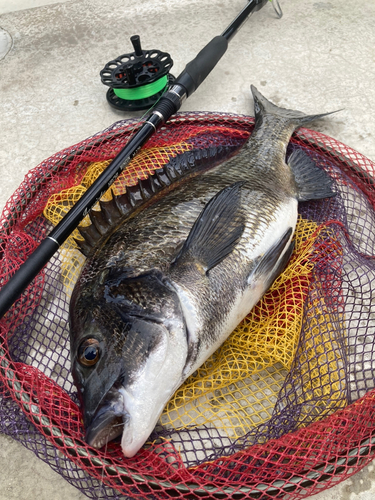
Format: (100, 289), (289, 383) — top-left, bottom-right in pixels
(69, 86), (336, 458)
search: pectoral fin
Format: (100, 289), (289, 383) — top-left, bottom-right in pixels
(172, 182), (246, 274)
(249, 227), (294, 290)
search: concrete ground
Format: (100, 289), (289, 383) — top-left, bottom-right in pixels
(0, 0), (374, 498)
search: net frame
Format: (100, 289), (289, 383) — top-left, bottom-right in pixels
(0, 111), (375, 499)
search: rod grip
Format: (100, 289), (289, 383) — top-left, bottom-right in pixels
(176, 36), (228, 96)
(0, 237), (59, 318)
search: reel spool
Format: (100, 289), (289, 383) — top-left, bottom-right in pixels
(100, 35), (175, 112)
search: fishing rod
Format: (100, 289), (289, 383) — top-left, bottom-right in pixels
(0, 0), (282, 319)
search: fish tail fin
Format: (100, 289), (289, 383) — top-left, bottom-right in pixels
(250, 85), (339, 128)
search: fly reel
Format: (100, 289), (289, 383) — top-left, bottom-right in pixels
(100, 35), (175, 112)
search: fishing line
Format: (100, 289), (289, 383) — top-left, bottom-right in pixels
(113, 76), (169, 100)
(116, 82), (173, 151)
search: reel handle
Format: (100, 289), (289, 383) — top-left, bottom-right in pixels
(130, 35), (143, 57)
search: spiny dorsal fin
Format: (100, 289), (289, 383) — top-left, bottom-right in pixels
(99, 197), (122, 225)
(76, 144), (241, 257)
(74, 236), (94, 256)
(78, 223), (101, 246)
(89, 208), (110, 235)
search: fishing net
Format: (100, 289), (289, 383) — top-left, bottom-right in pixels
(1, 111), (375, 499)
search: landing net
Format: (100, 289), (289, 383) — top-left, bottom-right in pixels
(1, 112), (375, 499)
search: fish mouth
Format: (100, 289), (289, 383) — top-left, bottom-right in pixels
(85, 389), (129, 450)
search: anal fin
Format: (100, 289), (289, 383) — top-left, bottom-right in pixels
(288, 149), (336, 201)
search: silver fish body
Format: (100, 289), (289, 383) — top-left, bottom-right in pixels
(69, 86), (335, 457)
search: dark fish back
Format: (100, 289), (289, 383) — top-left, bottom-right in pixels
(76, 144), (242, 257)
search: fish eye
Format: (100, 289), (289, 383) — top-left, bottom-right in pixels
(78, 338), (100, 367)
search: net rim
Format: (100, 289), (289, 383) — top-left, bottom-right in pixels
(1, 111), (375, 498)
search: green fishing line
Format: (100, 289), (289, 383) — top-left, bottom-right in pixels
(113, 76), (168, 100)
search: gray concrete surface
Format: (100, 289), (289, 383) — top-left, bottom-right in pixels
(0, 0), (374, 498)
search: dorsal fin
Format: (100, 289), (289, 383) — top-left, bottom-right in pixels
(75, 144), (241, 257)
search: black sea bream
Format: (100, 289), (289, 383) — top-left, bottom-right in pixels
(69, 86), (335, 457)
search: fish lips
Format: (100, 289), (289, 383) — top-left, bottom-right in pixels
(71, 335), (126, 431)
(85, 388), (128, 449)
(82, 367), (125, 432)
(76, 348), (129, 447)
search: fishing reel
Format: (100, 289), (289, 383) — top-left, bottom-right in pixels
(100, 35), (175, 112)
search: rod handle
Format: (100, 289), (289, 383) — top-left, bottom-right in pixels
(176, 36), (228, 97)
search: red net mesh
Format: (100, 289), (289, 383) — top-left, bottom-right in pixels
(1, 112), (375, 499)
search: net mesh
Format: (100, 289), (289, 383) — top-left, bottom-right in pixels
(1, 112), (375, 499)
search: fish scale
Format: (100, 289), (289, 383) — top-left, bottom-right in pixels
(69, 86), (336, 458)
